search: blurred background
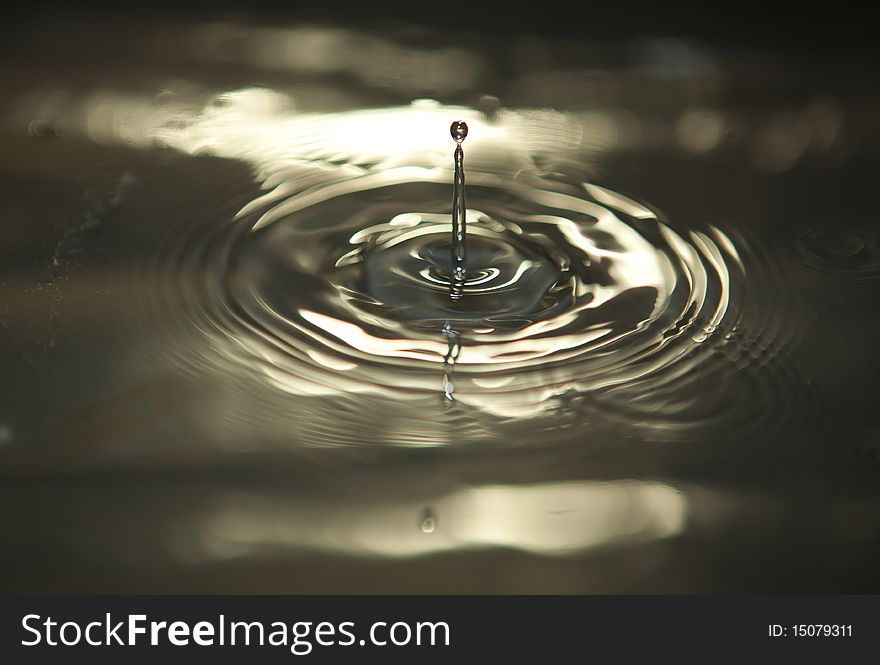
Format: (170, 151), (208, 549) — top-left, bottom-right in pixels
(1, 1), (879, 592)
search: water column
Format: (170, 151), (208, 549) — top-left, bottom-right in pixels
(450, 120), (468, 300)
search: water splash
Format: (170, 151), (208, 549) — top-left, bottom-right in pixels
(117, 99), (809, 449)
(137, 170), (745, 429)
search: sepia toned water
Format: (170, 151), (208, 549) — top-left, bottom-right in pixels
(0, 14), (879, 592)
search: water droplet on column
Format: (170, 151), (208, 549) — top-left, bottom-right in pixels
(450, 120), (468, 143)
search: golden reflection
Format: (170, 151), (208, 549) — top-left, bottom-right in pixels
(197, 480), (687, 559)
(5, 86), (609, 176)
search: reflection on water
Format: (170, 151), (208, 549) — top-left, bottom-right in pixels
(1, 14), (879, 593)
(23, 91), (746, 431)
(201, 481), (686, 559)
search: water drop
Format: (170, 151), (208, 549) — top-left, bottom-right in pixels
(450, 120), (468, 143)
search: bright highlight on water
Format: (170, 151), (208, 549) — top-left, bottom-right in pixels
(91, 96), (766, 446)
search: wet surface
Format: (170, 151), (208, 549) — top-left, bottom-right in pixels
(0, 14), (879, 592)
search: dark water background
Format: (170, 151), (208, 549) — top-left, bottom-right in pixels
(1, 6), (879, 592)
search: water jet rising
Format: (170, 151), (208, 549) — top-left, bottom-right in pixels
(449, 120), (468, 300)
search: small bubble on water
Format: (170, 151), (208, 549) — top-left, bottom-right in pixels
(27, 120), (57, 139)
(420, 508), (436, 533)
(476, 95), (501, 122)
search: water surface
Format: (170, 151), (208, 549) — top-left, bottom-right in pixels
(0, 15), (879, 592)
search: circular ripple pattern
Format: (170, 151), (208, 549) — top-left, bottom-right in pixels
(226, 169), (725, 407)
(794, 224), (880, 280)
(135, 160), (809, 448)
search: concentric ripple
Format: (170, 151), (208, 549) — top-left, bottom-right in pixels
(169, 164), (748, 424)
(123, 96), (813, 448)
(794, 223), (880, 280)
